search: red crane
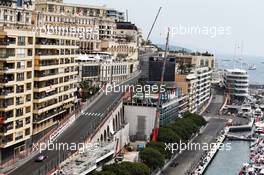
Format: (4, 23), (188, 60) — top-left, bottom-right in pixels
(152, 28), (170, 142)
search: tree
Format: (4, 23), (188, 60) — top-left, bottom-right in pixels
(100, 162), (150, 175)
(93, 171), (116, 175)
(79, 80), (100, 101)
(119, 162), (150, 175)
(147, 141), (172, 159)
(157, 127), (180, 143)
(139, 148), (165, 170)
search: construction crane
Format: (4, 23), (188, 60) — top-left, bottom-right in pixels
(152, 28), (170, 142)
(146, 7), (162, 43)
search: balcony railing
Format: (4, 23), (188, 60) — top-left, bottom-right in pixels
(33, 108), (65, 123)
(0, 40), (16, 45)
(0, 53), (15, 58)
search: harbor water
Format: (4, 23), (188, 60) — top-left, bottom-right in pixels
(216, 54), (264, 85)
(204, 140), (250, 175)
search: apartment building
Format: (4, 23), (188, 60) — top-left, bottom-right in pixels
(175, 74), (198, 113)
(33, 33), (79, 135)
(0, 0), (34, 162)
(195, 67), (212, 110)
(34, 0), (117, 53)
(161, 52), (215, 69)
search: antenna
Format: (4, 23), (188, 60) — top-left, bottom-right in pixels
(240, 41), (244, 69)
(233, 43), (237, 69)
(126, 9), (128, 22)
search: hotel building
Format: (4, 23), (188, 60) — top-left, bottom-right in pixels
(76, 53), (137, 85)
(224, 69), (249, 100)
(34, 0), (117, 53)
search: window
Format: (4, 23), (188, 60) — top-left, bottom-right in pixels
(16, 48), (25, 58)
(17, 0), (22, 7)
(26, 107), (31, 113)
(27, 61), (32, 68)
(26, 83), (31, 91)
(28, 37), (33, 45)
(18, 36), (25, 45)
(17, 73), (24, 81)
(17, 12), (22, 22)
(26, 94), (31, 102)
(26, 72), (32, 79)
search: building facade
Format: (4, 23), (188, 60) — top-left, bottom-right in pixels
(0, 0), (34, 162)
(33, 33), (78, 136)
(224, 69), (249, 100)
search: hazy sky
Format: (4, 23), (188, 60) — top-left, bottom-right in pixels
(66, 0), (263, 57)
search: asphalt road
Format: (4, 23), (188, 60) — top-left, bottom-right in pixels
(204, 85), (225, 117)
(9, 74), (140, 175)
(164, 118), (226, 175)
(164, 86), (227, 175)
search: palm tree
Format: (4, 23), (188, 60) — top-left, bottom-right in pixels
(185, 63), (193, 73)
(178, 63), (186, 74)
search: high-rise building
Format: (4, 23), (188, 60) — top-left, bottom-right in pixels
(33, 33), (79, 136)
(0, 0), (34, 163)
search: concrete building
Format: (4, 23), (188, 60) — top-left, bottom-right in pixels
(175, 73), (198, 113)
(175, 66), (212, 113)
(76, 53), (138, 84)
(33, 33), (79, 136)
(34, 0), (117, 53)
(224, 69), (249, 100)
(160, 52), (215, 69)
(0, 0), (34, 163)
(124, 90), (188, 141)
(195, 67), (212, 111)
(107, 9), (125, 22)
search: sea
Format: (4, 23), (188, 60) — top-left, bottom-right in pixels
(216, 54), (264, 85)
(204, 140), (250, 175)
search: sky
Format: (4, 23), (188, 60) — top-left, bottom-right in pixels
(66, 0), (264, 57)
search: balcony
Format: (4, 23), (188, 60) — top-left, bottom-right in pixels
(0, 99), (14, 108)
(1, 135), (13, 146)
(35, 49), (60, 56)
(33, 107), (65, 123)
(0, 75), (15, 84)
(34, 99), (58, 110)
(0, 123), (13, 133)
(0, 53), (15, 59)
(0, 111), (14, 123)
(0, 63), (15, 72)
(0, 88), (14, 96)
(15, 121), (23, 129)
(0, 38), (16, 46)
(34, 89), (58, 100)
